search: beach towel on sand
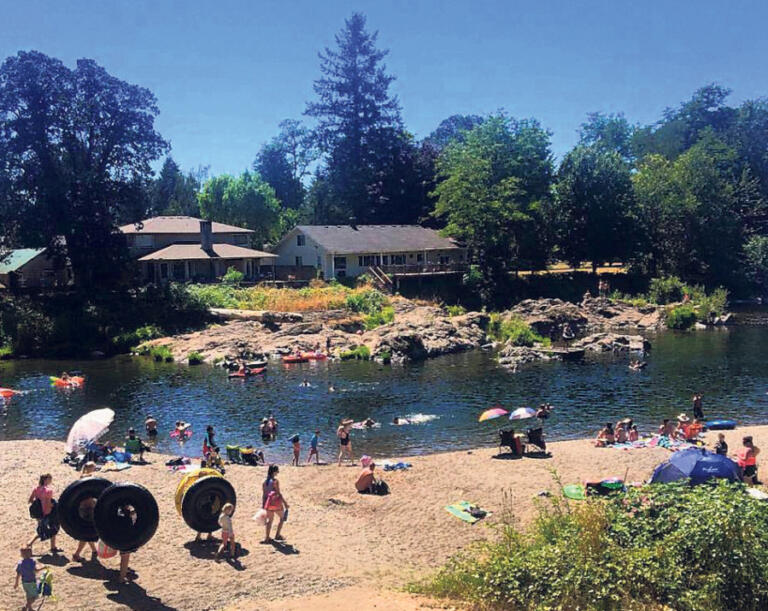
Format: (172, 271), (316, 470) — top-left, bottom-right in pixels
(445, 501), (491, 524)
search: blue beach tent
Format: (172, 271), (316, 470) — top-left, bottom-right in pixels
(651, 447), (742, 485)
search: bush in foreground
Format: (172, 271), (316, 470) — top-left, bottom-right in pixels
(418, 481), (768, 611)
(667, 304), (698, 329)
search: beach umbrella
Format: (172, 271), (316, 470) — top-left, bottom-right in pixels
(478, 406), (508, 422)
(650, 447), (741, 486)
(509, 407), (537, 420)
(65, 408), (115, 453)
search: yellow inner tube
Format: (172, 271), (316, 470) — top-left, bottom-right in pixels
(174, 468), (222, 516)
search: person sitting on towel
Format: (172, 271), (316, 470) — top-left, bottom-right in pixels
(356, 462), (378, 494)
(594, 423), (614, 447)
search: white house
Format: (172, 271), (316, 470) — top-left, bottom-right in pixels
(272, 224), (467, 279)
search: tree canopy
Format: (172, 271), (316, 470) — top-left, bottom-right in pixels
(0, 51), (167, 287)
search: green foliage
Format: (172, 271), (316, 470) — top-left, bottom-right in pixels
(696, 287), (729, 322)
(0, 296), (54, 355)
(446, 304), (467, 317)
(0, 51), (168, 288)
(222, 266), (244, 286)
(364, 306), (394, 330)
(432, 114), (553, 303)
(0, 344), (13, 358)
(421, 481), (768, 611)
(187, 351), (204, 365)
(667, 304), (698, 329)
(377, 350), (392, 363)
(198, 170), (283, 247)
(111, 324), (163, 352)
(647, 275), (690, 304)
(150, 345), (174, 362)
(745, 235), (768, 290)
(339, 345), (371, 360)
(344, 289), (387, 315)
(487, 313), (549, 346)
(552, 145), (636, 271)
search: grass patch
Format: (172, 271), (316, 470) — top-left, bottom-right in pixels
(364, 306), (395, 330)
(418, 481), (768, 611)
(339, 345), (371, 360)
(666, 304), (697, 329)
(488, 313), (550, 347)
(150, 345), (174, 362)
(446, 304), (467, 317)
(187, 351), (204, 365)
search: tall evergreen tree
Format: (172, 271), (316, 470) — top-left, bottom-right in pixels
(305, 13), (406, 223)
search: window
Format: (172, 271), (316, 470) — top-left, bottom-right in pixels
(360, 255), (381, 267)
(439, 255), (451, 265)
(295, 256), (303, 267)
(334, 256), (347, 270)
(173, 262), (186, 279)
(416, 253), (424, 263)
(382, 255), (388, 265)
(160, 263), (168, 280)
(391, 254), (405, 265)
(297, 234), (305, 246)
(134, 234), (154, 248)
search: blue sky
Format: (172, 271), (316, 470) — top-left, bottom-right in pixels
(2, 0), (766, 175)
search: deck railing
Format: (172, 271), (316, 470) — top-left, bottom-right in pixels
(377, 262), (468, 275)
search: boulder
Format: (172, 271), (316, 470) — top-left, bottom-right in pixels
(572, 332), (651, 353)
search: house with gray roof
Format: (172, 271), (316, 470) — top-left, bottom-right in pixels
(272, 225), (467, 280)
(119, 216), (277, 282)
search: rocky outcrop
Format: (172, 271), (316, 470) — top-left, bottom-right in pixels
(506, 297), (664, 340)
(497, 345), (559, 368)
(572, 332), (650, 353)
(141, 300), (489, 365)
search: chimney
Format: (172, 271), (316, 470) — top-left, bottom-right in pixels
(200, 219), (213, 252)
(349, 216), (357, 230)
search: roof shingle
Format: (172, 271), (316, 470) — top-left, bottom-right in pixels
(138, 243), (277, 262)
(120, 216), (253, 235)
(294, 225), (460, 254)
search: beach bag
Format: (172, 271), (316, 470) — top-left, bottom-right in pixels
(264, 490), (283, 511)
(37, 568), (53, 597)
(371, 480), (389, 496)
(29, 498), (43, 520)
(97, 540), (118, 559)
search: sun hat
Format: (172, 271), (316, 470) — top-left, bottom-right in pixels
(677, 413), (690, 422)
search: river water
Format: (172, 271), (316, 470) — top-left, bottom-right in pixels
(1, 327), (767, 458)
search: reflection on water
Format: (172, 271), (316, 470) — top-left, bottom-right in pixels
(1, 327), (767, 458)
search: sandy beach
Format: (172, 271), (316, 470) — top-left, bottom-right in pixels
(1, 425), (766, 611)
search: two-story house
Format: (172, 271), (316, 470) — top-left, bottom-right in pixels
(119, 216), (277, 282)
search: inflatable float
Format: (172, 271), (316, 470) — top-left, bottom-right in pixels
(58, 477), (112, 542)
(59, 478), (159, 552)
(170, 428), (193, 440)
(706, 419), (737, 430)
(175, 468), (236, 533)
(282, 355), (309, 364)
(93, 482), (159, 551)
(0, 387), (20, 399)
(227, 367), (266, 379)
(301, 352), (328, 361)
(50, 376), (85, 388)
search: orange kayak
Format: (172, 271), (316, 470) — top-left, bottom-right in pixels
(282, 355), (308, 364)
(0, 388), (19, 398)
(301, 352), (328, 361)
(50, 376), (85, 387)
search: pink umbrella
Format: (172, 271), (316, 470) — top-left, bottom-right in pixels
(479, 406), (509, 422)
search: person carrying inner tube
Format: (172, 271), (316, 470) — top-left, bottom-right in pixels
(27, 474), (60, 554)
(72, 462), (99, 562)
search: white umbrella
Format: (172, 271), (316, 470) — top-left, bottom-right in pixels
(65, 408), (115, 453)
(509, 407), (537, 420)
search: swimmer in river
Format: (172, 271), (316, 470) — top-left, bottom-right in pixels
(300, 378), (311, 388)
(393, 417), (411, 425)
(363, 418), (377, 428)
